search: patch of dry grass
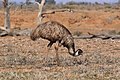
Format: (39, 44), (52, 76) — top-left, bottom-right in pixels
(0, 36), (119, 80)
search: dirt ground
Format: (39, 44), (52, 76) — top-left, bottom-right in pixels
(0, 8), (120, 34)
(0, 7), (120, 79)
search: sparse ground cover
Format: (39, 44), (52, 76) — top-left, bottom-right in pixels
(0, 36), (119, 80)
(0, 5), (120, 80)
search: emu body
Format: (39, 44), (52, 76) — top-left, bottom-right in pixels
(30, 21), (83, 65)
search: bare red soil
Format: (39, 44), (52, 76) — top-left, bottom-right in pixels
(0, 9), (120, 34)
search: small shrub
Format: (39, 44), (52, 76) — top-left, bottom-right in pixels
(117, 31), (120, 35)
(45, 4), (57, 10)
(73, 31), (82, 36)
(108, 30), (117, 35)
(104, 4), (112, 9)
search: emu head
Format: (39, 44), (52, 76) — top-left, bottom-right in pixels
(74, 49), (83, 57)
(68, 47), (83, 57)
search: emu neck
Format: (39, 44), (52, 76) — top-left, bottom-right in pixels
(68, 47), (75, 56)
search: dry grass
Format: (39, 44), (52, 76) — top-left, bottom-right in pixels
(0, 36), (119, 80)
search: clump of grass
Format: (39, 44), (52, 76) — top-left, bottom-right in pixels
(105, 5), (112, 9)
(73, 31), (82, 36)
(108, 30), (120, 35)
(108, 30), (117, 35)
(117, 31), (120, 35)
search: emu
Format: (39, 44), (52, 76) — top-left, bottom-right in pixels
(30, 21), (83, 65)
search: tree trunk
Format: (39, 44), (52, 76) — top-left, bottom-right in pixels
(4, 4), (10, 33)
(35, 0), (45, 24)
(4, 3), (11, 33)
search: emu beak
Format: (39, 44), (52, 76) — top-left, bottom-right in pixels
(79, 49), (83, 55)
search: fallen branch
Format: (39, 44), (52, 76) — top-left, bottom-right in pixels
(74, 35), (95, 39)
(41, 9), (74, 18)
(0, 31), (8, 37)
(87, 32), (111, 39)
(111, 35), (120, 39)
(0, 26), (8, 31)
(73, 33), (120, 40)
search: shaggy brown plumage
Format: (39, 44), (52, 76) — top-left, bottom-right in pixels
(30, 21), (83, 57)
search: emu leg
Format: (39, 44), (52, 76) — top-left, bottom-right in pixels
(54, 45), (60, 66)
(47, 42), (54, 48)
(54, 42), (62, 66)
(46, 42), (53, 64)
(45, 47), (50, 64)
